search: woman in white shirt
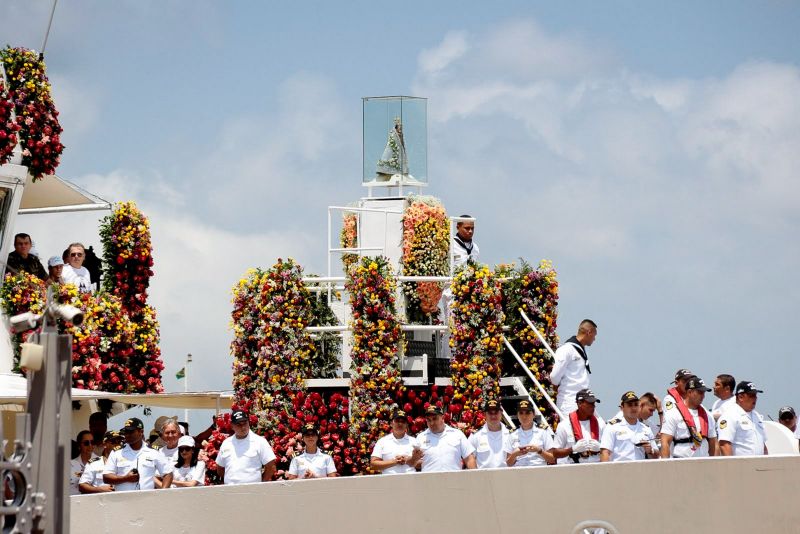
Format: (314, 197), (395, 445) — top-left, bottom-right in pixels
(61, 242), (92, 293)
(171, 436), (206, 487)
(287, 424), (337, 479)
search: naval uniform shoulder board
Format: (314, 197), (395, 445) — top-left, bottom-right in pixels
(608, 418), (621, 425)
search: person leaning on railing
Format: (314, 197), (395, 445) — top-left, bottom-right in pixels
(6, 232), (47, 280)
(62, 242), (92, 293)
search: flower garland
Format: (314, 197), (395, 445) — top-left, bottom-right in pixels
(0, 47), (64, 179)
(0, 78), (20, 163)
(401, 196), (450, 323)
(99, 201), (164, 393)
(340, 211), (359, 272)
(448, 263), (505, 433)
(346, 256), (402, 471)
(504, 259), (560, 426)
(0, 271), (46, 371)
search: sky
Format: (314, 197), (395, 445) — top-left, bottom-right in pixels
(2, 1), (799, 430)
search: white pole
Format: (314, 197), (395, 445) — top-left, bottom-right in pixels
(502, 335), (564, 422)
(184, 353), (192, 424)
(519, 309), (559, 360)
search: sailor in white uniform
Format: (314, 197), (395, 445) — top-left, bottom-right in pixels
(468, 399), (511, 469)
(711, 373), (736, 421)
(718, 381), (768, 456)
(550, 320), (597, 414)
(287, 424), (337, 479)
(551, 389), (605, 464)
(414, 405), (476, 472)
(371, 410), (421, 474)
(505, 400), (555, 467)
(663, 368), (693, 413)
(661, 377), (717, 458)
(103, 417), (174, 491)
(600, 391), (657, 462)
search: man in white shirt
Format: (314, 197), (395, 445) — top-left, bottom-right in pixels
(103, 417), (173, 491)
(711, 373), (736, 421)
(777, 406), (800, 447)
(216, 410), (276, 484)
(551, 389), (605, 464)
(468, 399), (510, 469)
(157, 419), (182, 462)
(718, 381), (768, 456)
(287, 424), (337, 479)
(451, 216), (479, 267)
(371, 410), (421, 474)
(661, 377), (717, 458)
(61, 242), (92, 293)
(663, 369), (693, 412)
(600, 392), (657, 462)
(414, 405), (476, 472)
(505, 400), (555, 467)
(550, 320), (597, 414)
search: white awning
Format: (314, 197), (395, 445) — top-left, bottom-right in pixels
(18, 174), (111, 214)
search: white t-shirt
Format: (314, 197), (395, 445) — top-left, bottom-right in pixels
(288, 450), (337, 478)
(504, 426), (554, 467)
(172, 461), (206, 486)
(216, 431), (276, 485)
(717, 404), (766, 456)
(550, 343), (590, 414)
(371, 433), (419, 474)
(62, 264), (92, 293)
(79, 457), (108, 489)
(661, 403), (716, 458)
(104, 444), (173, 491)
(417, 426), (475, 472)
(553, 415), (606, 464)
(160, 445), (179, 463)
(69, 457), (89, 495)
(600, 419), (655, 462)
(468, 424), (510, 469)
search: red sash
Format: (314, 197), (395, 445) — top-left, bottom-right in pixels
(569, 411), (599, 440)
(667, 387), (709, 440)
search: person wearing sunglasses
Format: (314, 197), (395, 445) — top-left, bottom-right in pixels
(61, 242), (92, 293)
(171, 436), (206, 488)
(70, 431), (99, 495)
(79, 431), (122, 494)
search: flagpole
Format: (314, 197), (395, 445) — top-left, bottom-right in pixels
(184, 353), (192, 424)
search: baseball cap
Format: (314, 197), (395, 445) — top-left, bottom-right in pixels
(178, 435), (195, 448)
(685, 377), (711, 392)
(483, 399), (501, 411)
(517, 399), (534, 412)
(735, 381), (763, 395)
(672, 369), (693, 383)
(301, 423), (318, 436)
(778, 406), (796, 420)
(104, 430), (121, 441)
(391, 409), (408, 421)
(121, 417), (144, 432)
(575, 389), (600, 404)
(231, 409), (249, 424)
(424, 405), (443, 416)
(620, 391), (639, 403)
(48, 256), (64, 267)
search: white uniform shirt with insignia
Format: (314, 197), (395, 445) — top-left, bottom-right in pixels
(717, 404), (766, 456)
(172, 461), (206, 486)
(504, 426), (554, 467)
(599, 419), (655, 462)
(417, 426), (475, 472)
(104, 444), (173, 491)
(552, 416), (606, 464)
(69, 457), (90, 495)
(468, 424), (510, 469)
(216, 431), (277, 485)
(288, 450), (336, 478)
(661, 403), (716, 458)
(78, 456), (108, 489)
(711, 397), (735, 421)
(371, 433), (419, 474)
(550, 344), (590, 414)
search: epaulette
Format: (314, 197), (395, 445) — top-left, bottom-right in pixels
(607, 418), (621, 425)
(151, 444), (161, 450)
(113, 445), (123, 451)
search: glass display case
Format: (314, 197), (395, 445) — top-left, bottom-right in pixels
(362, 96), (427, 187)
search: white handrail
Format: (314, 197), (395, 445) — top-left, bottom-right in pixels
(502, 335), (565, 421)
(307, 324), (448, 333)
(505, 376), (552, 432)
(329, 205), (403, 214)
(519, 309), (559, 361)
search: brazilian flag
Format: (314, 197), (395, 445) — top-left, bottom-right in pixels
(175, 367), (186, 380)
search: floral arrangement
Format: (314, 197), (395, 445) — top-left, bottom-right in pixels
(99, 201), (164, 393)
(401, 196), (450, 323)
(393, 384), (462, 434)
(340, 211), (359, 272)
(0, 46), (64, 179)
(503, 259), (560, 426)
(346, 256), (402, 471)
(0, 78), (20, 163)
(0, 271), (46, 370)
(230, 268), (263, 404)
(448, 262), (505, 434)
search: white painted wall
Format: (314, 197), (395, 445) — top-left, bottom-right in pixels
(72, 455), (800, 533)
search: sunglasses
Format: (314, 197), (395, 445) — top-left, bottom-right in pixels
(179, 447), (194, 452)
(70, 252), (85, 257)
(81, 440), (94, 446)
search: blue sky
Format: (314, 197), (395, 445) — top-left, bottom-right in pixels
(2, 1), (799, 429)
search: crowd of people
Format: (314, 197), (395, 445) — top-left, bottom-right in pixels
(5, 232), (98, 292)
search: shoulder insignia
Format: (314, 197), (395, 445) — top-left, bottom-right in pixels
(608, 418), (621, 425)
(151, 444), (161, 450)
(113, 445), (122, 451)
(665, 401), (674, 410)
(719, 420), (727, 429)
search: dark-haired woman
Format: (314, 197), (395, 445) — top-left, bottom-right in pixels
(171, 436), (205, 487)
